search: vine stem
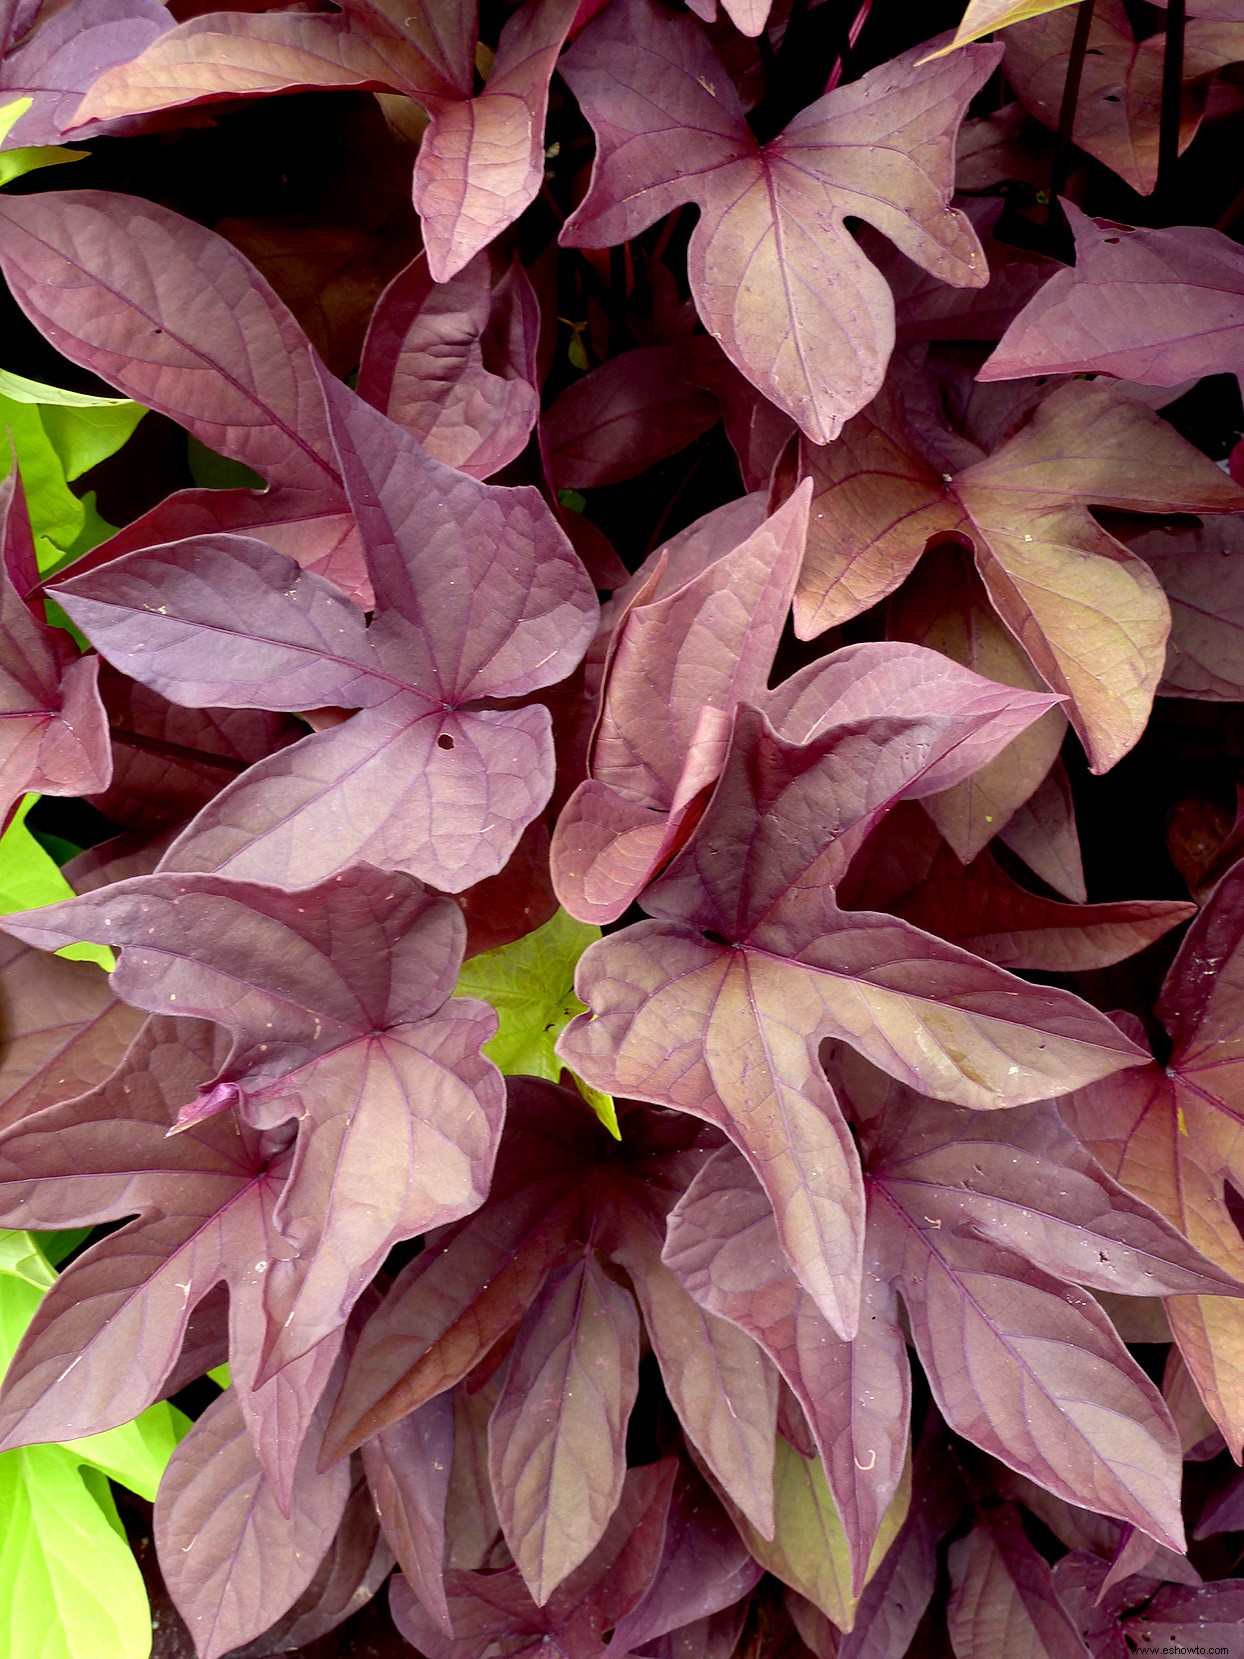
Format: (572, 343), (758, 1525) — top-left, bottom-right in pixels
(109, 726), (251, 774)
(1158, 0), (1186, 199)
(1050, 0), (1096, 208)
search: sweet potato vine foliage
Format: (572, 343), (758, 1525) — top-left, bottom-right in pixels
(3, 0), (1244, 1652)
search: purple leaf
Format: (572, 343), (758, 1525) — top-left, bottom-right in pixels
(604, 1208), (778, 1542)
(1000, 1), (1244, 196)
(323, 1140), (587, 1459)
(0, 1015), (269, 1447)
(0, 465), (111, 817)
(328, 1082), (774, 1542)
(360, 1393), (456, 1634)
(390, 1458), (678, 1659)
(74, 484), (366, 607)
(1123, 1581), (1244, 1655)
(542, 340), (722, 491)
(995, 759), (1087, 904)
(836, 1418), (966, 1659)
(982, 205), (1244, 394)
(560, 0), (996, 443)
(489, 1251), (640, 1602)
(57, 534), (387, 713)
(883, 196), (1060, 347)
(154, 1376), (351, 1659)
(606, 1467), (761, 1655)
(67, 376), (596, 892)
(947, 1504), (1093, 1659)
(88, 664), (303, 834)
(0, 865), (506, 1377)
(75, 0), (579, 281)
(865, 1083), (1239, 1299)
(0, 931), (142, 1134)
(230, 1466), (393, 1654)
(551, 484), (809, 924)
(796, 372), (1244, 771)
(1049, 1554), (1136, 1659)
(0, 190), (343, 500)
(561, 694), (1147, 1337)
(0, 0), (170, 148)
(663, 1141), (908, 1590)
(886, 542), (1068, 863)
(1060, 859), (1244, 1456)
(412, 0), (580, 280)
(358, 250), (540, 479)
(1126, 514), (1244, 701)
(868, 1198), (1186, 1552)
(842, 802), (1195, 974)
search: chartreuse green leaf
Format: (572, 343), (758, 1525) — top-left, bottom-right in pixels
(0, 1231), (190, 1659)
(0, 798), (113, 970)
(0, 365), (145, 576)
(741, 1439), (912, 1631)
(454, 908), (620, 1137)
(921, 0), (1082, 58)
(0, 98), (88, 187)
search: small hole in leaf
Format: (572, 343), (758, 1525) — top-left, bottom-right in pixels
(437, 733), (455, 750)
(1105, 236), (1120, 243)
(1104, 93), (1120, 102)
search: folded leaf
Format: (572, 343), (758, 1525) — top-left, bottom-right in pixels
(738, 1436), (910, 1632)
(888, 543), (1068, 860)
(552, 484), (808, 923)
(664, 1141), (908, 1593)
(358, 250), (540, 478)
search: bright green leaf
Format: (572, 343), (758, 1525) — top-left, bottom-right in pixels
(740, 1439), (911, 1631)
(0, 145), (87, 187)
(922, 0), (1082, 57)
(62, 1399), (191, 1504)
(0, 1231), (55, 1292)
(0, 1444), (154, 1659)
(0, 798), (114, 971)
(28, 830), (83, 868)
(0, 1232), (185, 1658)
(186, 435), (265, 492)
(454, 908), (620, 1137)
(0, 97), (32, 144)
(0, 369), (136, 415)
(207, 1364), (231, 1390)
(0, 373), (143, 574)
(33, 1230), (92, 1267)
